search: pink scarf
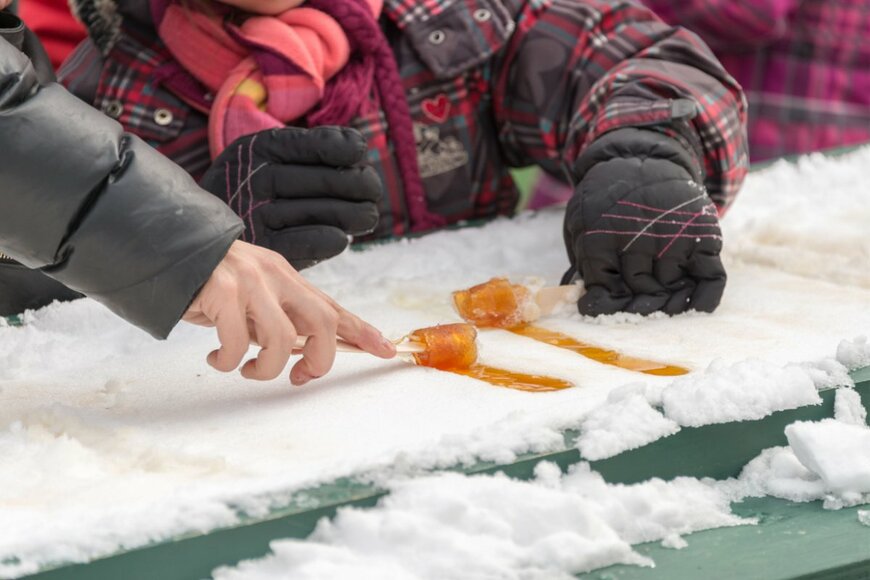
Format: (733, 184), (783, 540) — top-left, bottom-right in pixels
(153, 0), (444, 232)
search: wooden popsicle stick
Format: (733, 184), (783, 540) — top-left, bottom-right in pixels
(534, 284), (584, 317)
(293, 336), (425, 354)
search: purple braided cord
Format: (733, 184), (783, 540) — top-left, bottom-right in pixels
(306, 0), (445, 232)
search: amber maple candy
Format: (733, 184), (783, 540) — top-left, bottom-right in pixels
(409, 323), (479, 370)
(452, 278), (533, 329)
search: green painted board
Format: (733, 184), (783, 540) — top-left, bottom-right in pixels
(23, 368), (870, 580)
(582, 497), (870, 580)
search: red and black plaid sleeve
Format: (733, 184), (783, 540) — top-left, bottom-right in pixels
(493, 0), (749, 211)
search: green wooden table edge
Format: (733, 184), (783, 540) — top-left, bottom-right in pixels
(586, 365), (870, 580)
(580, 497), (870, 580)
(21, 368), (870, 580)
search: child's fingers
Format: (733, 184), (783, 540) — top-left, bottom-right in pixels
(290, 332), (337, 386)
(284, 292), (340, 385)
(208, 305), (250, 373)
(241, 300), (297, 381)
(337, 309), (396, 359)
(292, 279), (396, 360)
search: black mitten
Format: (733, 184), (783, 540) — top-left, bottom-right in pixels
(200, 126), (383, 269)
(563, 128), (726, 316)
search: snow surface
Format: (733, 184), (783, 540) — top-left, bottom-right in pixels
(838, 336), (870, 370)
(662, 359), (822, 427)
(577, 389), (680, 460)
(574, 356), (860, 459)
(834, 387), (867, 426)
(786, 419), (870, 494)
(218, 398), (870, 580)
(212, 463), (747, 580)
(723, 414), (870, 511)
(2, 149), (870, 576)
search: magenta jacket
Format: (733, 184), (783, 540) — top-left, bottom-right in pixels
(643, 0), (870, 161)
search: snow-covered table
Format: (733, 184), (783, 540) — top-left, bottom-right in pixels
(22, 366), (870, 580)
(4, 148), (870, 579)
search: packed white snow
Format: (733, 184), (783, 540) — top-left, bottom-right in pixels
(661, 359), (822, 427)
(838, 336), (870, 370)
(212, 462), (747, 580)
(217, 404), (870, 580)
(2, 148), (870, 576)
(786, 419), (870, 494)
(834, 387), (867, 426)
(577, 389), (680, 460)
(721, 149), (870, 289)
(574, 357), (858, 459)
(730, 446), (829, 503)
(721, 421), (870, 511)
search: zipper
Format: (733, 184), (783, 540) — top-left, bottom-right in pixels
(0, 251), (17, 264)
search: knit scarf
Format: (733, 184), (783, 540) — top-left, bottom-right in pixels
(152, 0), (443, 231)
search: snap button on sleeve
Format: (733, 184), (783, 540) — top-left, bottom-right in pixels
(428, 29), (446, 45)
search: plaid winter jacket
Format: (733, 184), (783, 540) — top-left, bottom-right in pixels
(643, 0), (870, 162)
(61, 0), (748, 239)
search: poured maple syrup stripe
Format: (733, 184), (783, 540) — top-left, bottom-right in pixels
(510, 325), (689, 376)
(452, 364), (573, 393)
(407, 323), (573, 392)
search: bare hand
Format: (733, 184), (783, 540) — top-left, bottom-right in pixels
(183, 241), (396, 385)
(0, 0), (12, 10)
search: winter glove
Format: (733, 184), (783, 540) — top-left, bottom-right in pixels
(200, 126), (382, 270)
(563, 127), (726, 316)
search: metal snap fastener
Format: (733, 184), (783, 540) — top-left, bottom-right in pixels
(204, 92), (214, 102)
(473, 8), (492, 22)
(428, 29), (446, 45)
(103, 100), (123, 119)
(154, 108), (174, 126)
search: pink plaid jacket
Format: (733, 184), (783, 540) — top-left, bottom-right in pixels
(644, 0), (870, 161)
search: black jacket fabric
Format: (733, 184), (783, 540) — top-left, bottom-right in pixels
(0, 14), (244, 338)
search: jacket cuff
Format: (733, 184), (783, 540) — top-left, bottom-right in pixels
(573, 126), (705, 186)
(91, 231), (238, 339)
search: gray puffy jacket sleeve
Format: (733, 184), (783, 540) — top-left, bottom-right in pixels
(0, 34), (244, 338)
